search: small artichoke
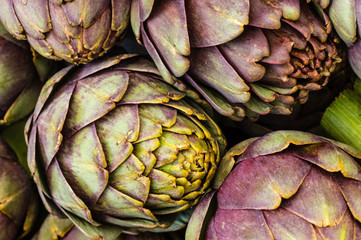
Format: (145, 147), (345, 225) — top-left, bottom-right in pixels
(0, 21), (43, 125)
(0, 137), (39, 240)
(186, 130), (361, 240)
(131, 0), (341, 121)
(0, 0), (131, 64)
(26, 54), (226, 239)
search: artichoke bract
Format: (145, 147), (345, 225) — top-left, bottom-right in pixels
(0, 21), (43, 125)
(0, 138), (39, 240)
(32, 215), (185, 240)
(131, 0), (341, 121)
(26, 54), (226, 238)
(0, 0), (131, 64)
(31, 215), (92, 240)
(186, 130), (361, 240)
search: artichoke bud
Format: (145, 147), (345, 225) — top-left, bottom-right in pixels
(131, 0), (342, 121)
(186, 130), (361, 240)
(26, 54), (226, 237)
(314, 0), (361, 81)
(0, 137), (39, 240)
(0, 20), (63, 125)
(0, 21), (43, 125)
(0, 0), (132, 64)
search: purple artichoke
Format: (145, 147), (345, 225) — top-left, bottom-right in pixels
(186, 130), (361, 240)
(0, 0), (131, 64)
(320, 0), (361, 80)
(0, 21), (45, 125)
(26, 54), (226, 239)
(131, 0), (342, 121)
(0, 137), (39, 240)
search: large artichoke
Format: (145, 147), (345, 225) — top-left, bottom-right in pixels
(131, 0), (341, 121)
(186, 130), (361, 240)
(0, 0), (131, 64)
(26, 54), (226, 239)
(0, 137), (39, 240)
(0, 21), (45, 125)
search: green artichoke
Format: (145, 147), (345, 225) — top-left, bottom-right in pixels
(186, 130), (361, 240)
(26, 54), (226, 239)
(131, 0), (341, 121)
(322, 77), (361, 153)
(0, 21), (44, 125)
(0, 137), (39, 240)
(32, 214), (185, 240)
(0, 0), (131, 64)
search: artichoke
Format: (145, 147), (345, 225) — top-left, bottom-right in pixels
(318, 0), (361, 78)
(0, 137), (39, 240)
(32, 215), (185, 240)
(0, 21), (45, 125)
(0, 0), (131, 64)
(186, 130), (361, 240)
(26, 54), (226, 239)
(131, 0), (341, 121)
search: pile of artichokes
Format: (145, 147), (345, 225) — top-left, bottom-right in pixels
(1, 1), (361, 240)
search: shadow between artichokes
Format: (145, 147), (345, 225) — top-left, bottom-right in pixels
(186, 130), (361, 240)
(25, 54), (226, 239)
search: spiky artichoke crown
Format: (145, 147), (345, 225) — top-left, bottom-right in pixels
(0, 0), (131, 64)
(131, 0), (341, 121)
(186, 131), (361, 240)
(26, 54), (226, 239)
